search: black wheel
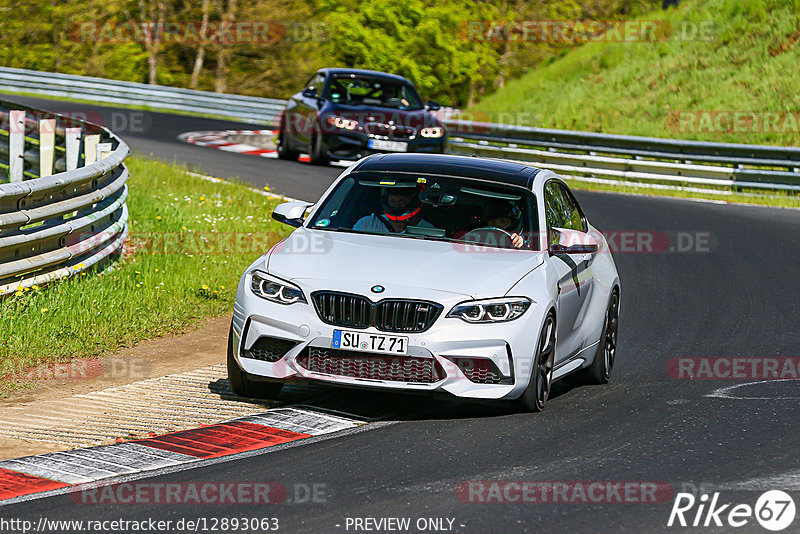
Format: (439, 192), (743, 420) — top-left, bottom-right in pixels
(577, 289), (619, 385)
(227, 325), (284, 399)
(309, 130), (331, 166)
(517, 312), (556, 412)
(276, 124), (299, 161)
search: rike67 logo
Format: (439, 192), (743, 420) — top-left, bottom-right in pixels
(668, 490), (796, 531)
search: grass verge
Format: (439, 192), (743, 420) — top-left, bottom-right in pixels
(0, 156), (290, 398)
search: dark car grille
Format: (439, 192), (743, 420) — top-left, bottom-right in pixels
(312, 291), (442, 333)
(365, 122), (416, 139)
(297, 347), (444, 383)
(243, 336), (298, 363)
(446, 357), (512, 385)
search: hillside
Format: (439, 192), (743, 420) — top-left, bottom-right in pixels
(469, 0), (800, 146)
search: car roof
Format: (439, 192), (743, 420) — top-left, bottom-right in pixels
(319, 68), (411, 84)
(351, 153), (542, 189)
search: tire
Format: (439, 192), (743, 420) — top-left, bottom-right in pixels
(577, 289), (619, 385)
(227, 325), (284, 399)
(309, 130), (331, 166)
(276, 126), (299, 161)
(517, 312), (556, 412)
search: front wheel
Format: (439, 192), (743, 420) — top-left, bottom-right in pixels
(517, 312), (556, 412)
(227, 325), (284, 399)
(276, 127), (299, 161)
(309, 130), (331, 166)
(576, 289), (619, 385)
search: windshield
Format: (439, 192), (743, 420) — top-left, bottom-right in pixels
(325, 76), (424, 111)
(308, 172), (539, 250)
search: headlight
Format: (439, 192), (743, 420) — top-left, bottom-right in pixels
(420, 127), (444, 138)
(326, 115), (358, 130)
(447, 297), (531, 323)
(250, 271), (306, 304)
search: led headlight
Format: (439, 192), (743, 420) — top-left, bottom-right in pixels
(420, 127), (444, 138)
(250, 271), (306, 304)
(326, 116), (358, 130)
(447, 297), (531, 323)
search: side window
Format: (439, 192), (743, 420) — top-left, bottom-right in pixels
(556, 184), (587, 232)
(305, 73), (325, 94)
(544, 182), (565, 229)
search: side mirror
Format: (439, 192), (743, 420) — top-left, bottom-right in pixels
(549, 228), (599, 255)
(302, 87), (318, 98)
(426, 100), (441, 111)
(272, 201), (313, 228)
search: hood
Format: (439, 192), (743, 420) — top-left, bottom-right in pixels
(264, 228), (544, 300)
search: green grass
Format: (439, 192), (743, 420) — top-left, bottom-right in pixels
(0, 156), (290, 397)
(470, 0), (800, 146)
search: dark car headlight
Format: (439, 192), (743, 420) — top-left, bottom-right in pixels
(448, 297), (531, 323)
(326, 116), (359, 130)
(420, 127), (444, 138)
(250, 271), (307, 304)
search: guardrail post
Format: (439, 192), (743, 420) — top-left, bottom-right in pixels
(9, 110), (25, 182)
(97, 142), (113, 160)
(84, 134), (100, 165)
(65, 127), (81, 171)
(39, 118), (56, 177)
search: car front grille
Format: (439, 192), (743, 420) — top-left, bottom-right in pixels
(446, 357), (512, 385)
(242, 336), (298, 363)
(365, 122), (416, 139)
(296, 347), (444, 383)
(312, 291), (442, 333)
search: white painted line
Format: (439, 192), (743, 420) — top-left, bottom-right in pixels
(705, 379), (800, 400)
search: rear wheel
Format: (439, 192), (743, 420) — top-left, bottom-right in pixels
(309, 130), (331, 166)
(276, 125), (299, 161)
(517, 312), (556, 412)
(227, 325), (284, 399)
(576, 290), (619, 385)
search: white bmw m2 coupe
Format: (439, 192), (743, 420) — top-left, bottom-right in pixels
(229, 154), (620, 411)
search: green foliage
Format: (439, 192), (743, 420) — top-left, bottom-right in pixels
(0, 0), (660, 106)
(470, 0), (800, 145)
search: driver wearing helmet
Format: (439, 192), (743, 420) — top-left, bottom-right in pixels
(354, 187), (434, 233)
(482, 200), (525, 249)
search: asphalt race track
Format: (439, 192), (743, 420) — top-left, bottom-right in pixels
(3, 96), (800, 533)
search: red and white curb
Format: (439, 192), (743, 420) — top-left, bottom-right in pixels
(0, 407), (361, 503)
(178, 130), (352, 167)
(178, 129), (285, 158)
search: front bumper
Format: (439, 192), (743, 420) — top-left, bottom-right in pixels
(232, 276), (543, 400)
(320, 131), (445, 161)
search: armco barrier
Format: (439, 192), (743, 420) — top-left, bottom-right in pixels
(0, 98), (129, 295)
(2, 67), (798, 193)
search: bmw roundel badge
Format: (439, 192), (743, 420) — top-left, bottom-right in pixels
(371, 285), (385, 294)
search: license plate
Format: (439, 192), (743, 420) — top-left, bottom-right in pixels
(368, 139), (408, 152)
(332, 329), (409, 355)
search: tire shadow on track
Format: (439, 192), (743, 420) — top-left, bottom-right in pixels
(208, 376), (591, 423)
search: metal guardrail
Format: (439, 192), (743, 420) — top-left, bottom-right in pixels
(442, 120), (800, 192)
(0, 67), (284, 126)
(2, 68), (798, 193)
(0, 98), (129, 296)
